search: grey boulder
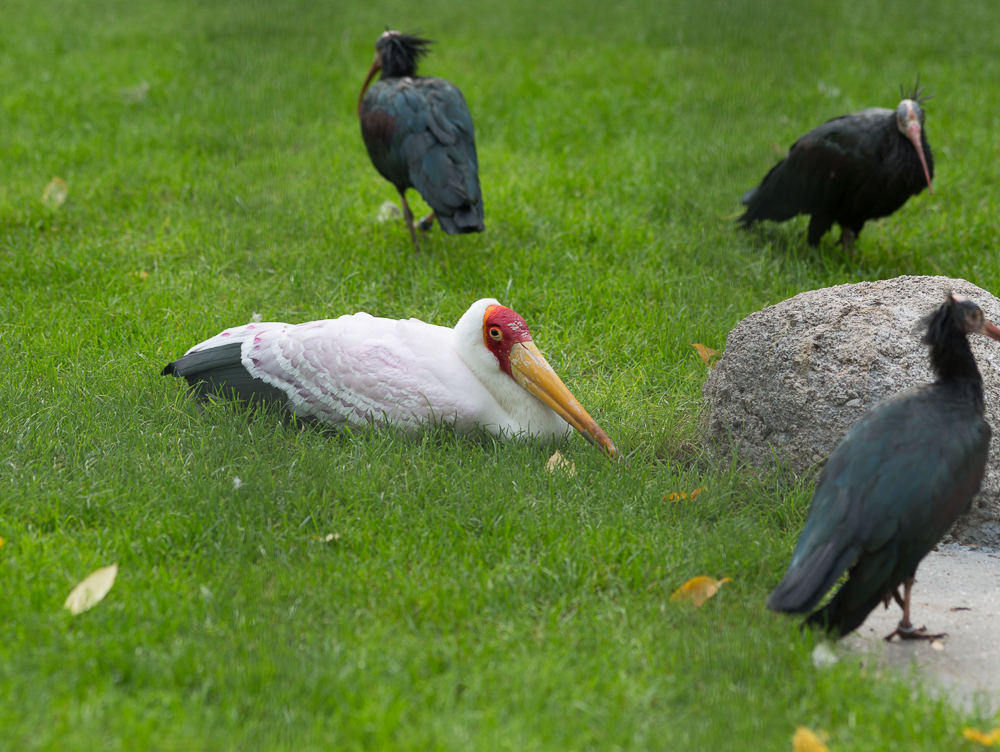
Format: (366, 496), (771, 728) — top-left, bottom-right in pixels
(702, 275), (1000, 545)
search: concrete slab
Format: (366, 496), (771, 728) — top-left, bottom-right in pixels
(842, 544), (1000, 712)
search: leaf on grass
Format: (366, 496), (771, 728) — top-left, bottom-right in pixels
(41, 177), (68, 210)
(792, 726), (829, 752)
(691, 343), (719, 368)
(546, 450), (576, 477)
(665, 487), (707, 502)
(670, 576), (730, 607)
(133, 270), (149, 280)
(0, 536), (4, 549)
(963, 727), (1000, 746)
(64, 564), (118, 615)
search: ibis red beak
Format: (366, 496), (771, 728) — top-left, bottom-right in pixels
(904, 118), (933, 195)
(357, 54), (381, 116)
(982, 319), (1000, 342)
(508, 341), (618, 457)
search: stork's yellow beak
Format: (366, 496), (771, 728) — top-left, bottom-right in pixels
(508, 341), (618, 457)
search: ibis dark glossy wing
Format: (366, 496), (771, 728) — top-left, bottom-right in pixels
(768, 384), (989, 635)
(361, 76), (484, 234)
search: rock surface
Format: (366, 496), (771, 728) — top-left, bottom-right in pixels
(702, 275), (1000, 544)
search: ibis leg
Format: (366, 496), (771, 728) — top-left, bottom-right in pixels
(883, 576), (947, 641)
(417, 211), (436, 232)
(839, 227), (857, 255)
(398, 190), (420, 251)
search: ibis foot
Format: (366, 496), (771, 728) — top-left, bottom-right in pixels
(417, 212), (436, 232)
(884, 622), (947, 642)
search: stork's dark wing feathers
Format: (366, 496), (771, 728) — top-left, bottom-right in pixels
(163, 341), (287, 406)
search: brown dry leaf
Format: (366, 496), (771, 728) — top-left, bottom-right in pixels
(64, 563), (118, 615)
(546, 450), (577, 477)
(690, 343), (719, 368)
(792, 727), (829, 752)
(670, 575), (731, 607)
(963, 727), (1000, 746)
(42, 177), (68, 209)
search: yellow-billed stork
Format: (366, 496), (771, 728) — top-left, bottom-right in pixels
(162, 299), (617, 456)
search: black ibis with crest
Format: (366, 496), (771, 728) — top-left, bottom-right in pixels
(739, 79), (934, 252)
(358, 30), (484, 250)
(767, 294), (1000, 639)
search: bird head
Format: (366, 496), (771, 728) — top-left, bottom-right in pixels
(357, 30), (433, 115)
(895, 77), (933, 193)
(937, 294), (1000, 341)
(456, 299), (618, 457)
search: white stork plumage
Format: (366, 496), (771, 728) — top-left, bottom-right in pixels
(162, 298), (618, 456)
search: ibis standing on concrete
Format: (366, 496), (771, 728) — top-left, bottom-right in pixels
(767, 294), (1000, 639)
(163, 299), (617, 456)
(739, 80), (934, 252)
(358, 31), (484, 250)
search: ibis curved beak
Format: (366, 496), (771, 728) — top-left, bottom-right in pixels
(508, 340), (618, 457)
(982, 319), (1000, 342)
(357, 54), (381, 116)
(904, 118), (933, 195)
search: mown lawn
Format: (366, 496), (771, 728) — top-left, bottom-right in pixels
(2, 0), (999, 748)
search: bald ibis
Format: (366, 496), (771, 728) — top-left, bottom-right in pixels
(767, 294), (1000, 639)
(162, 299), (617, 456)
(739, 80), (934, 251)
(358, 31), (484, 250)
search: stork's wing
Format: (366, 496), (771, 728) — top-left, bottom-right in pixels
(740, 111), (886, 225)
(170, 314), (494, 432)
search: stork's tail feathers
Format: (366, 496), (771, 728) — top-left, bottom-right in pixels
(162, 341), (287, 406)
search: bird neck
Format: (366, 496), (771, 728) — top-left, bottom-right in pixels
(927, 322), (985, 413)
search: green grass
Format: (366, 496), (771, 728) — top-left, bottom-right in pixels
(2, 0), (1000, 748)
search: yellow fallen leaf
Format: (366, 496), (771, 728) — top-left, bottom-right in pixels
(665, 487), (707, 502)
(546, 450), (576, 477)
(670, 576), (731, 607)
(963, 727), (1000, 746)
(792, 726), (829, 752)
(0, 536), (4, 548)
(134, 270), (149, 280)
(691, 343), (719, 367)
(64, 563), (118, 615)
(41, 177), (68, 209)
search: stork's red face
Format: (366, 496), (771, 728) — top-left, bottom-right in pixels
(482, 305), (533, 376)
(482, 304), (618, 457)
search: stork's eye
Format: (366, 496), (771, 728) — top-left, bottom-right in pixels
(489, 326), (502, 341)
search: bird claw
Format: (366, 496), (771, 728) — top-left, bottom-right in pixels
(884, 623), (947, 642)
